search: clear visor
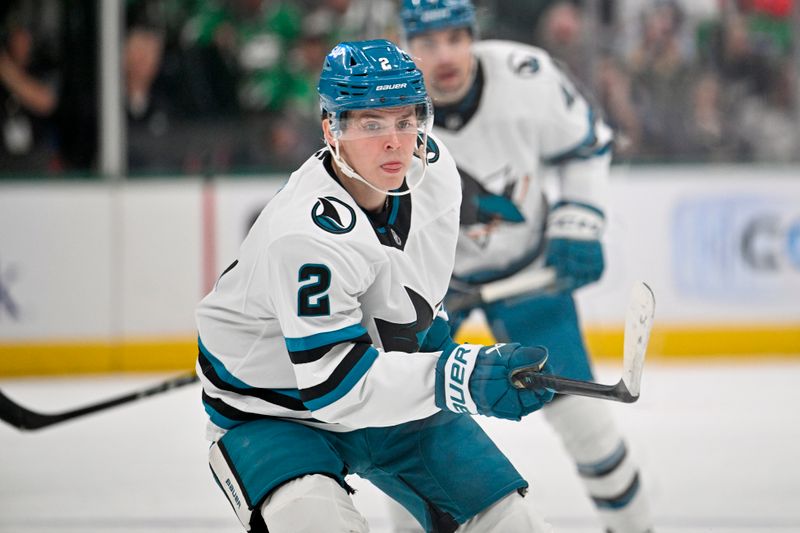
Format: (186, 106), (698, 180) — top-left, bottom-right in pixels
(330, 101), (433, 141)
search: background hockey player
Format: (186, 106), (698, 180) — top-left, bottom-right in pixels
(195, 38), (556, 533)
(397, 1), (656, 532)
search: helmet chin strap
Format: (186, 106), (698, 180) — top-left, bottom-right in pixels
(326, 133), (430, 197)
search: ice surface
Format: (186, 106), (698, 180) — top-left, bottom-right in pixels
(1, 360), (799, 533)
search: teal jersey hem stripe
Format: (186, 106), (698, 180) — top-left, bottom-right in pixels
(198, 336), (254, 389)
(303, 346), (379, 411)
(273, 388), (302, 399)
(285, 324), (368, 351)
(203, 401), (242, 430)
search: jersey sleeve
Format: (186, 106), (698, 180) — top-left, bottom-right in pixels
(267, 233), (442, 428)
(526, 51), (613, 211)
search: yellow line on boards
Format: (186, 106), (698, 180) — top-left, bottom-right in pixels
(1, 324), (799, 376)
(0, 339), (197, 377)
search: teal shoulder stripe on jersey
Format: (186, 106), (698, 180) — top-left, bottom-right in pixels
(285, 324), (368, 351)
(544, 108), (611, 165)
(198, 336), (253, 389)
(302, 346), (379, 411)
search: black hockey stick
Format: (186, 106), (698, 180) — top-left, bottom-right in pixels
(0, 281), (653, 430)
(0, 372), (199, 431)
(511, 281), (655, 403)
(446, 267), (559, 313)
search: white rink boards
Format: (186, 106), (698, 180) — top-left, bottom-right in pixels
(1, 360), (799, 533)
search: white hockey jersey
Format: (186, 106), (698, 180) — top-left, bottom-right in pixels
(431, 40), (613, 283)
(196, 135), (461, 435)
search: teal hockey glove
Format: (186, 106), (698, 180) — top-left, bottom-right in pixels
(420, 315), (458, 353)
(545, 202), (605, 290)
(435, 343), (554, 421)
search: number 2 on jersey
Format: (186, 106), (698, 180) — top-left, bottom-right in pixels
(298, 264), (331, 316)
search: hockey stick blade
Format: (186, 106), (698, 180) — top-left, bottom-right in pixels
(511, 281), (655, 403)
(621, 281), (655, 398)
(0, 372), (199, 431)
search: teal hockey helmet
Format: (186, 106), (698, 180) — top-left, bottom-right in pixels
(400, 0), (477, 39)
(318, 39), (429, 116)
(317, 39), (435, 196)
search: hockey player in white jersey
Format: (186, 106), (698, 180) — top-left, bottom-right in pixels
(398, 2), (656, 532)
(195, 39), (557, 533)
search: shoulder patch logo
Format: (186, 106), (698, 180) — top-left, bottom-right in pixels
(415, 133), (440, 164)
(312, 196), (356, 234)
(508, 51), (540, 77)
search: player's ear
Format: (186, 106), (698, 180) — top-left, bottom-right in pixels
(321, 117), (336, 145)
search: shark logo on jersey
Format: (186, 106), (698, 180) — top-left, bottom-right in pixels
(312, 196), (356, 234)
(374, 286), (433, 352)
(458, 166), (527, 249)
(414, 133), (440, 164)
(459, 166), (524, 225)
(507, 51), (540, 77)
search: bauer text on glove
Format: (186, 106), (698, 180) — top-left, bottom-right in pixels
(435, 343), (554, 420)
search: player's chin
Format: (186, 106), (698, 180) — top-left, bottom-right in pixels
(376, 166), (407, 189)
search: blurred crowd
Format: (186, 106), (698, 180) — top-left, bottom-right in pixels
(529, 0), (799, 163)
(0, 0), (797, 178)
